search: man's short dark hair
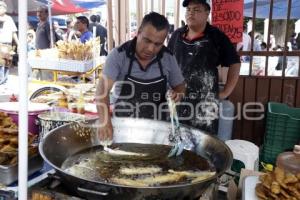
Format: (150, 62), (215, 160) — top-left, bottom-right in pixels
(37, 5), (48, 14)
(139, 12), (169, 33)
(77, 16), (89, 28)
(96, 15), (101, 23)
(182, 0), (211, 11)
(90, 15), (97, 23)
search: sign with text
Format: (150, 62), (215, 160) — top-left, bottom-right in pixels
(211, 0), (244, 43)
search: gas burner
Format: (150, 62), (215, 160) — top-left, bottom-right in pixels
(0, 165), (227, 200)
(28, 172), (84, 200)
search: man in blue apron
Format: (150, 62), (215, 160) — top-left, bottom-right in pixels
(96, 12), (186, 142)
(168, 0), (241, 135)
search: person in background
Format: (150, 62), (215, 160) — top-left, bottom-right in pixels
(237, 24), (251, 62)
(261, 42), (267, 51)
(27, 32), (35, 51)
(248, 31), (261, 51)
(33, 6), (58, 80)
(290, 32), (298, 50)
(0, 1), (18, 84)
(89, 14), (108, 56)
(75, 16), (92, 44)
(35, 6), (57, 49)
(269, 34), (276, 50)
(296, 32), (300, 50)
(53, 20), (64, 41)
(168, 0), (240, 135)
(96, 12), (186, 142)
(64, 20), (78, 42)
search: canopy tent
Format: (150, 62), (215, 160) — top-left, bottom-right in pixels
(244, 0), (300, 19)
(4, 0), (87, 15)
(72, 0), (106, 9)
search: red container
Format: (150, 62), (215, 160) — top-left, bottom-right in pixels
(0, 102), (51, 135)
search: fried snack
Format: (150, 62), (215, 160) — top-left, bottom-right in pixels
(285, 173), (298, 184)
(256, 167), (300, 200)
(274, 167), (285, 183)
(9, 137), (18, 145)
(28, 146), (38, 156)
(9, 156), (17, 165)
(120, 166), (162, 175)
(295, 182), (300, 190)
(0, 144), (17, 152)
(271, 181), (281, 194)
(0, 153), (9, 165)
(297, 173), (300, 180)
(111, 173), (184, 187)
(262, 173), (272, 189)
(110, 177), (148, 187)
(1, 127), (18, 135)
(255, 183), (268, 200)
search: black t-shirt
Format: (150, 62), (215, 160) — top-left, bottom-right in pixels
(89, 22), (108, 55)
(168, 23), (240, 68)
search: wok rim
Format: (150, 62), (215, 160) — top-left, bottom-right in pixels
(39, 118), (233, 189)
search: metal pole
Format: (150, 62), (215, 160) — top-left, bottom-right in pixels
(18, 0), (28, 198)
(48, 0), (54, 48)
(107, 0), (113, 51)
(174, 0), (180, 30)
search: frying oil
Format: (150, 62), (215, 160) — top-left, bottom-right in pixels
(61, 143), (215, 186)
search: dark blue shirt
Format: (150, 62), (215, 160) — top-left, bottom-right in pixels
(80, 31), (93, 43)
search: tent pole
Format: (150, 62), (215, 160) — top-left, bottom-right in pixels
(18, 0), (29, 199)
(48, 0), (54, 48)
(174, 0), (180, 30)
(107, 0), (113, 51)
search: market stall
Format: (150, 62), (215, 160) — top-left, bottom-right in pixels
(28, 39), (105, 85)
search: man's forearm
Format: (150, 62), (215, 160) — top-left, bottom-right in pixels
(173, 82), (186, 95)
(13, 33), (19, 46)
(222, 63), (240, 98)
(96, 94), (111, 125)
(96, 77), (112, 125)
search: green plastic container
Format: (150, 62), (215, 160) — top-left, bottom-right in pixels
(261, 102), (300, 165)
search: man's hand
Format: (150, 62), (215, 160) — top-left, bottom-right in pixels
(169, 82), (186, 103)
(169, 90), (184, 103)
(98, 120), (113, 143)
(219, 91), (228, 100)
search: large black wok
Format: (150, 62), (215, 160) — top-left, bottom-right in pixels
(39, 117), (232, 200)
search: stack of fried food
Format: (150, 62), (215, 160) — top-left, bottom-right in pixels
(0, 112), (38, 166)
(56, 37), (100, 61)
(256, 167), (300, 200)
(0, 44), (15, 66)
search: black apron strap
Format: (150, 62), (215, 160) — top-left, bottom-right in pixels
(127, 56), (135, 76)
(158, 60), (164, 77)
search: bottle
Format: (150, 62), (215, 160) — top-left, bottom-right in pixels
(276, 145), (300, 174)
(77, 90), (85, 114)
(58, 93), (68, 109)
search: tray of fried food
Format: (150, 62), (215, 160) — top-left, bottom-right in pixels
(256, 167), (300, 200)
(0, 112), (38, 166)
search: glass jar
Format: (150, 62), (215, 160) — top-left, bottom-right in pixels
(276, 145), (300, 174)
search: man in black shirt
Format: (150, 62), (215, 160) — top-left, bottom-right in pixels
(89, 15), (107, 56)
(168, 0), (241, 134)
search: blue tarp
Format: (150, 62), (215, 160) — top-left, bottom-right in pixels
(244, 0), (300, 19)
(72, 0), (106, 9)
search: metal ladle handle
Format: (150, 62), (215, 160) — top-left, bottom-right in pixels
(77, 187), (109, 196)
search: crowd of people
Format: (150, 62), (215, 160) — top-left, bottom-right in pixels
(29, 6), (107, 53)
(0, 2), (108, 83)
(237, 24), (300, 76)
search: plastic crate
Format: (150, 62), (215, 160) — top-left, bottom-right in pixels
(260, 102), (300, 164)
